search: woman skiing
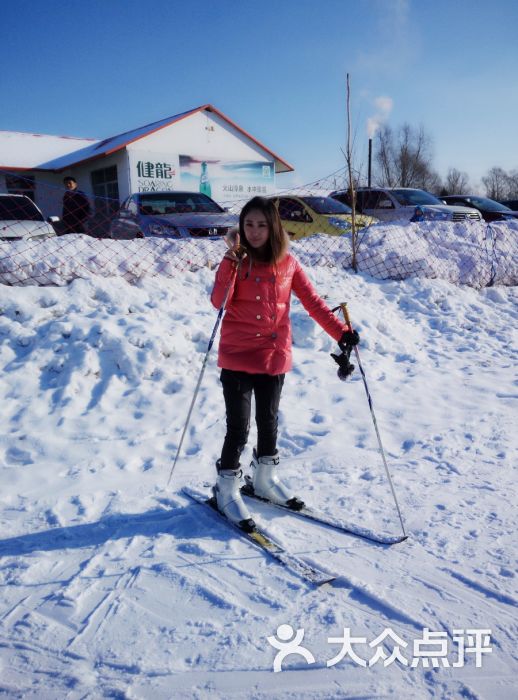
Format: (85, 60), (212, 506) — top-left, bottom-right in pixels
(211, 196), (359, 531)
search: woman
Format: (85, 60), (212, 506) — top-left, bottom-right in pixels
(211, 196), (359, 531)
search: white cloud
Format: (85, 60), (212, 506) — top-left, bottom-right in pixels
(367, 96), (394, 137)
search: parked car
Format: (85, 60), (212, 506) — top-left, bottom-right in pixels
(499, 199), (518, 211)
(109, 191), (238, 239)
(0, 194), (58, 241)
(269, 195), (376, 240)
(330, 187), (483, 223)
(440, 195), (518, 222)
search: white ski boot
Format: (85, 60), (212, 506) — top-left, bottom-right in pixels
(215, 468), (256, 532)
(250, 450), (304, 510)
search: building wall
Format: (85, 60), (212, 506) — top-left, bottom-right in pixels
(34, 173), (64, 215)
(126, 111), (276, 204)
(135, 110), (272, 161)
(0, 170), (63, 217)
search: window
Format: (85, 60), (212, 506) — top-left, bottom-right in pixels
(5, 174), (36, 202)
(90, 165), (119, 235)
(360, 191), (378, 209)
(137, 192), (222, 215)
(0, 195), (43, 221)
(303, 196), (352, 215)
(91, 165), (119, 215)
(332, 191), (353, 208)
(354, 191), (366, 210)
(362, 191), (394, 209)
(392, 189), (441, 206)
(277, 198), (311, 222)
(377, 195), (394, 209)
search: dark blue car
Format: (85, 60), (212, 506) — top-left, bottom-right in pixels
(110, 191), (238, 239)
(441, 195), (518, 223)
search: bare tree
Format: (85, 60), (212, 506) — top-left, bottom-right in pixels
(374, 123), (440, 190)
(508, 170), (518, 198)
(481, 167), (518, 200)
(375, 124), (394, 186)
(441, 168), (470, 195)
(482, 167), (512, 200)
(425, 171), (444, 196)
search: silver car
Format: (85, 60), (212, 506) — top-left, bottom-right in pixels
(330, 187), (483, 223)
(110, 191), (238, 239)
(0, 194), (57, 241)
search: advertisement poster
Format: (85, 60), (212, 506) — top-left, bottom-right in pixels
(179, 155), (275, 203)
(128, 150), (179, 192)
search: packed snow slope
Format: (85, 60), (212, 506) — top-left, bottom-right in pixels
(0, 256), (516, 697)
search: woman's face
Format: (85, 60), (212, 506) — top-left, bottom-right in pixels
(243, 209), (270, 250)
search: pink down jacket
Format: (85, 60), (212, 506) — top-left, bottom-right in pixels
(211, 254), (347, 375)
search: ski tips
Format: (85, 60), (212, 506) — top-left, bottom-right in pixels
(390, 534), (409, 544)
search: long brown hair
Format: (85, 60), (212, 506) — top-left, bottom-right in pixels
(239, 196), (288, 264)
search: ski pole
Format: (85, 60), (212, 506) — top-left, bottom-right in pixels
(338, 302), (408, 540)
(166, 260), (239, 487)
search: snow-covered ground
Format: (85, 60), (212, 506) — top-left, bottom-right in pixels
(1, 219), (517, 289)
(0, 230), (517, 698)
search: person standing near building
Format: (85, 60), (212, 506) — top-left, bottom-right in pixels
(61, 177), (91, 234)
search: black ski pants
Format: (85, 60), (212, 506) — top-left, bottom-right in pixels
(218, 369), (285, 471)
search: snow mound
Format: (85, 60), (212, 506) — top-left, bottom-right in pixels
(1, 220), (516, 288)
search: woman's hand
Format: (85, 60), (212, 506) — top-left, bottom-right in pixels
(339, 329), (360, 350)
(224, 229), (247, 261)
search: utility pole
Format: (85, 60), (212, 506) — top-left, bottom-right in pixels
(368, 137), (372, 187)
(346, 73), (358, 271)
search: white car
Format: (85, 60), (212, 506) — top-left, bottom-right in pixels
(330, 187), (483, 223)
(0, 194), (58, 241)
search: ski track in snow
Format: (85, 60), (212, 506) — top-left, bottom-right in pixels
(0, 268), (517, 698)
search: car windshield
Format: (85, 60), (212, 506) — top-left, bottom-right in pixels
(137, 192), (223, 215)
(462, 196), (511, 212)
(0, 196), (44, 221)
(391, 189), (442, 206)
(302, 196), (352, 215)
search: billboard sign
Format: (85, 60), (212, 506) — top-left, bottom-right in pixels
(128, 151), (179, 192)
(179, 155), (275, 203)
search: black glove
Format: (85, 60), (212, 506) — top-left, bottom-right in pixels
(331, 348), (355, 381)
(339, 329), (360, 350)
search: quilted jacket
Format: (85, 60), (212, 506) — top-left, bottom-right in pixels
(211, 254), (347, 375)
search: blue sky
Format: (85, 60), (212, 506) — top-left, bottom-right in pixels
(2, 0), (517, 190)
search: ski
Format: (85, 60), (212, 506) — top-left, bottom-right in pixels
(241, 476), (408, 545)
(182, 487), (335, 586)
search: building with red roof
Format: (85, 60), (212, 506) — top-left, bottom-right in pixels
(0, 104), (293, 222)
